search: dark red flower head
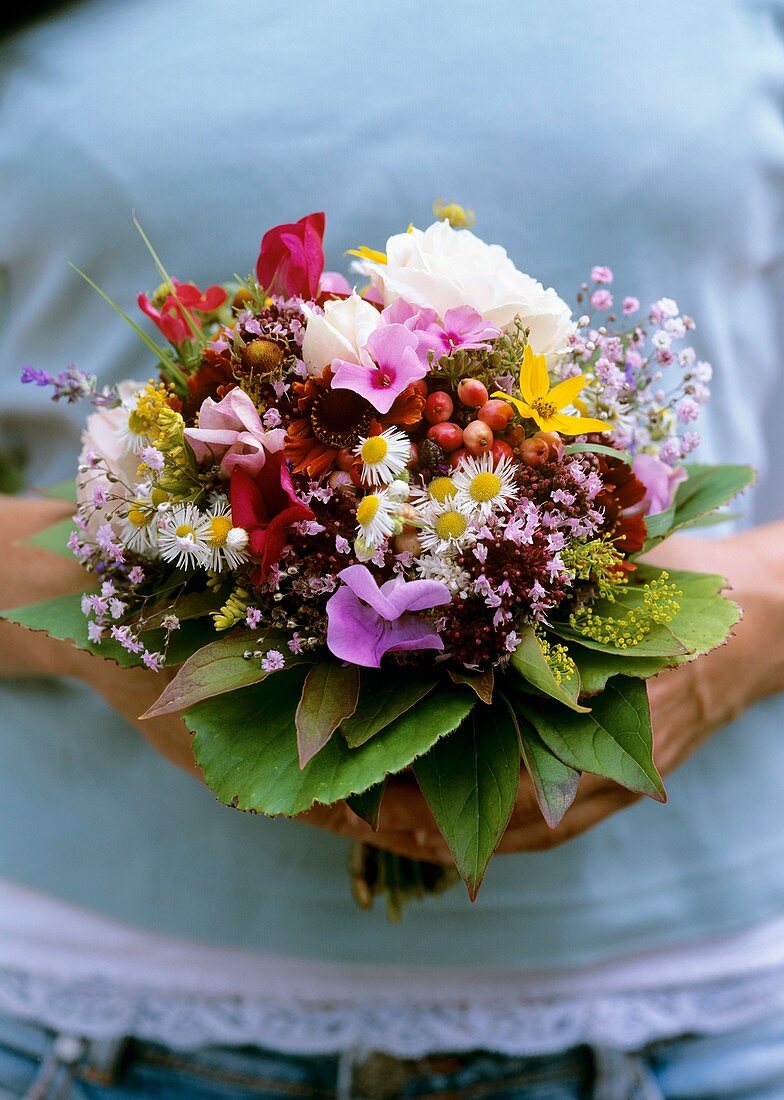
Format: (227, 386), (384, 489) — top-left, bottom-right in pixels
(230, 453), (314, 583)
(255, 212), (325, 301)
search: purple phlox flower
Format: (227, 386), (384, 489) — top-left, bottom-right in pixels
(142, 650), (164, 672)
(504, 508), (539, 545)
(326, 564), (451, 668)
(128, 566), (145, 585)
(633, 454), (688, 515)
(261, 649), (285, 672)
(263, 408), (282, 429)
(331, 324), (428, 414)
(590, 265), (614, 285)
(245, 606), (262, 630)
(551, 489), (576, 506)
(272, 379), (289, 399)
(473, 543), (488, 564)
(622, 296), (640, 316)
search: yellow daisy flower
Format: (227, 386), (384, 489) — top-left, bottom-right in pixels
(492, 345), (608, 436)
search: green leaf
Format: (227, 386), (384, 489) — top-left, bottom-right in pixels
(563, 441), (632, 465)
(506, 701), (580, 828)
(189, 671), (476, 816)
(296, 662), (359, 767)
(131, 586), (229, 630)
(569, 644), (671, 696)
(508, 625), (589, 712)
(38, 479), (78, 503)
(24, 517), (78, 559)
(340, 670), (437, 748)
(347, 781), (385, 829)
(515, 676), (665, 801)
(413, 701), (520, 899)
(448, 667), (494, 704)
(142, 630), (304, 717)
(643, 506), (676, 541)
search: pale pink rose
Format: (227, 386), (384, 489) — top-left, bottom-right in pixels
(184, 387), (285, 478)
(76, 381), (143, 535)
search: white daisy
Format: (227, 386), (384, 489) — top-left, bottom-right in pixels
(452, 453), (518, 520)
(355, 427), (411, 486)
(157, 503), (210, 569)
(409, 474), (459, 511)
(203, 497), (250, 572)
(355, 491), (399, 548)
(115, 388), (151, 454)
(418, 498), (476, 555)
(118, 498), (159, 557)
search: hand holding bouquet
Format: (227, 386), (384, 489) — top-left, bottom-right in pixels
(5, 205), (752, 915)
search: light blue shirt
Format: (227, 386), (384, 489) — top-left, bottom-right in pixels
(1, 0), (784, 968)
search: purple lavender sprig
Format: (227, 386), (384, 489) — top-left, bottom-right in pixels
(21, 364), (119, 408)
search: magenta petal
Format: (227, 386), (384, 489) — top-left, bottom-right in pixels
(336, 564), (400, 619)
(379, 574), (452, 616)
(331, 360), (398, 414)
(326, 586), (387, 667)
(365, 322), (419, 365)
(382, 621), (445, 658)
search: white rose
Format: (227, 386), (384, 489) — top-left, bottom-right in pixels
(370, 220), (574, 358)
(301, 292), (383, 375)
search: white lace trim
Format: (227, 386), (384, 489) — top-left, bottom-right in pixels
(3, 963), (784, 1057)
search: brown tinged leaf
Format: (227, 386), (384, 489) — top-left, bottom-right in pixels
(448, 667), (494, 704)
(296, 662), (360, 768)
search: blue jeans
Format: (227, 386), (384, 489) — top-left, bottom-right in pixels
(3, 1011), (784, 1100)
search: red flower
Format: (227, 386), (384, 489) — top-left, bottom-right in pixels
(230, 454), (314, 582)
(255, 212), (325, 300)
(138, 280), (227, 345)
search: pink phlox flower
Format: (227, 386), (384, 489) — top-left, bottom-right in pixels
(184, 387), (286, 478)
(138, 280), (227, 346)
(331, 325), (428, 414)
(326, 564), (451, 668)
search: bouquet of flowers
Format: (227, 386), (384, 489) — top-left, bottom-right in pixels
(5, 204), (752, 916)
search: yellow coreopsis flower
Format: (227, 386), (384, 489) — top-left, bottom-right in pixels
(491, 345), (609, 436)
